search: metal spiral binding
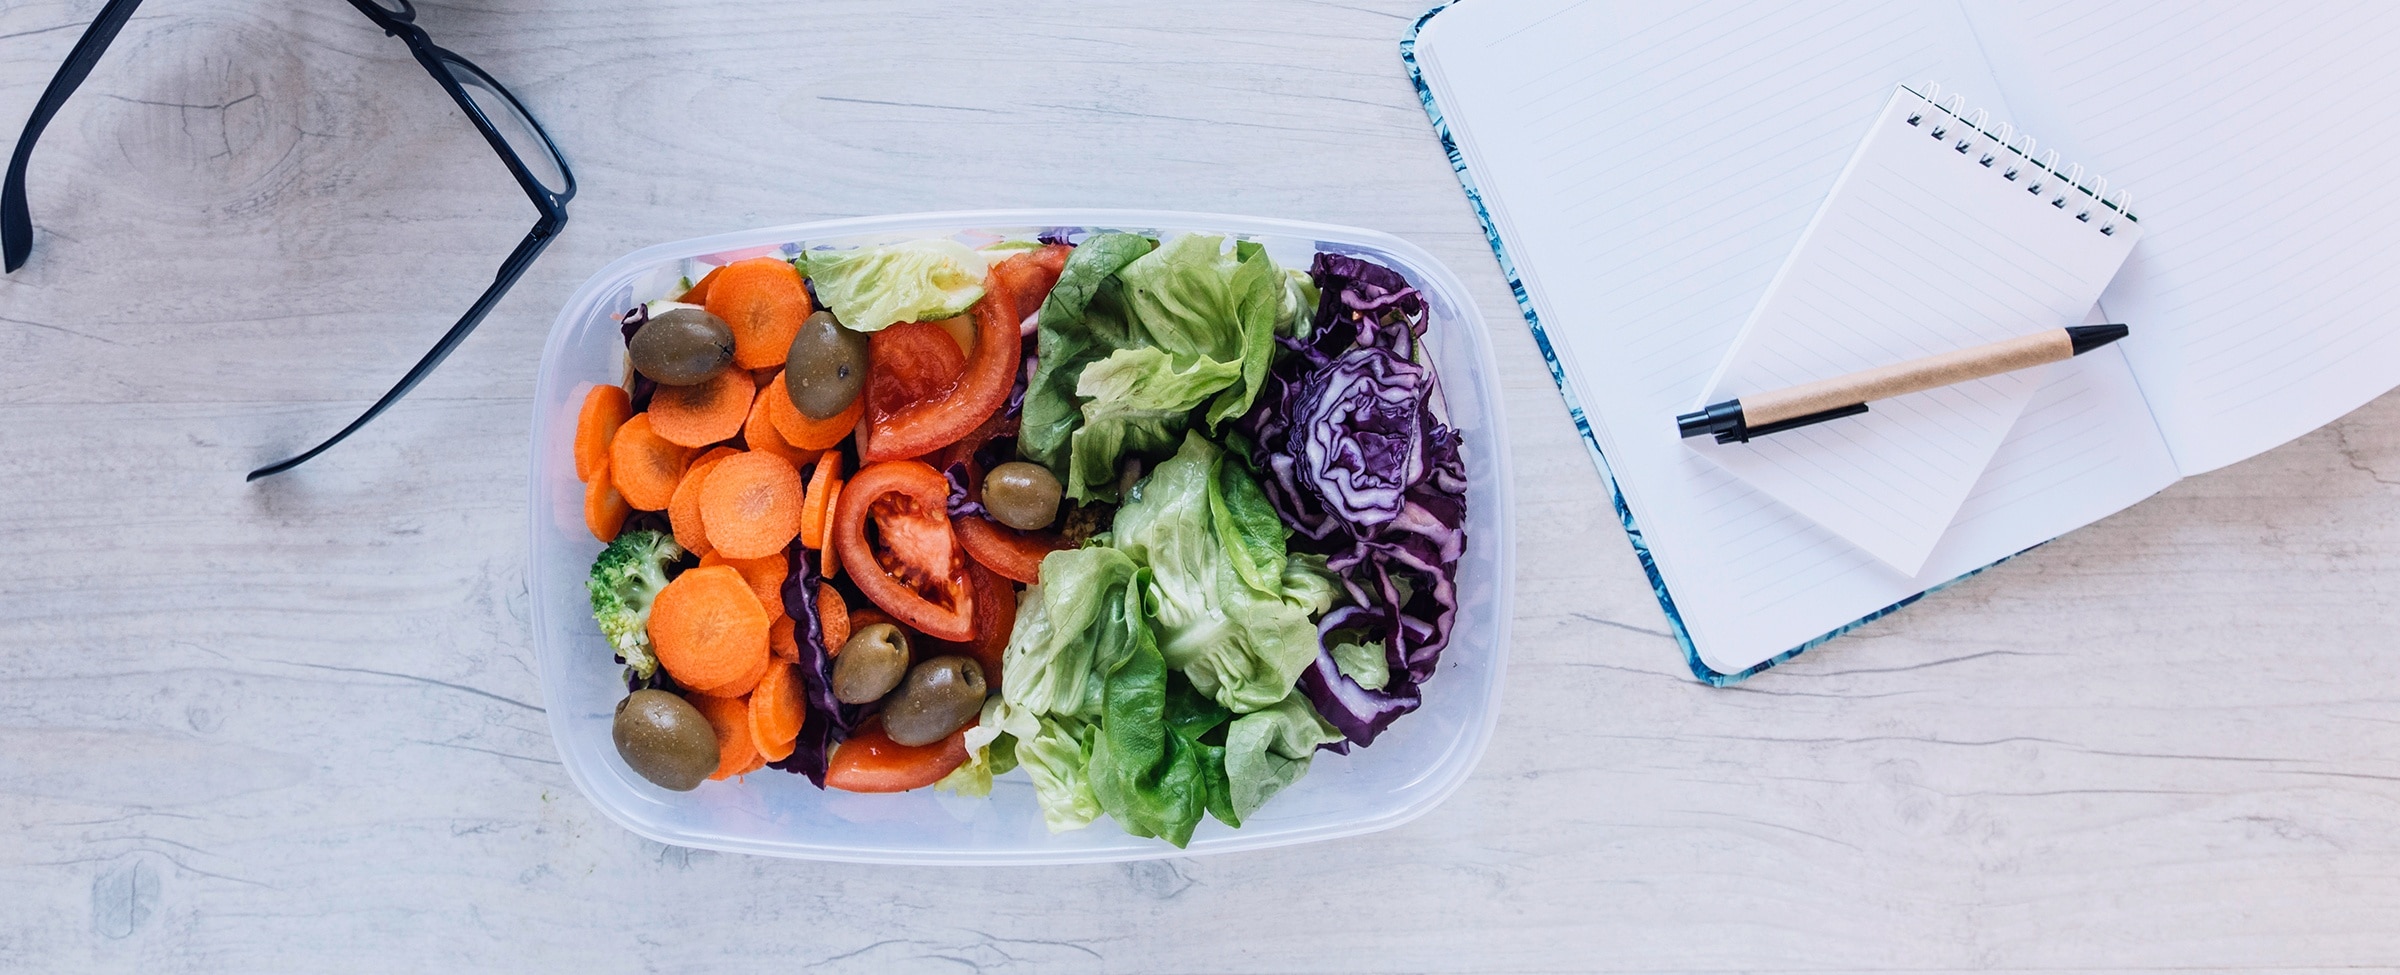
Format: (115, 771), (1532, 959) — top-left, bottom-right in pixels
(1903, 82), (2135, 235)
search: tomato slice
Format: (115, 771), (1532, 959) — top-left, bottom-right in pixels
(832, 460), (975, 642)
(823, 717), (970, 793)
(990, 244), (1073, 317)
(929, 561), (1016, 692)
(860, 282), (1022, 463)
(954, 514), (1068, 586)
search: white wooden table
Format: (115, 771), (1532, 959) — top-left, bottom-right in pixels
(5, 1), (2398, 970)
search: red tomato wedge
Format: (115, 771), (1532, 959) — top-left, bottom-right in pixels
(953, 514), (1067, 586)
(832, 460), (975, 642)
(859, 282), (1021, 463)
(928, 561), (1015, 692)
(823, 717), (971, 793)
(990, 244), (1073, 317)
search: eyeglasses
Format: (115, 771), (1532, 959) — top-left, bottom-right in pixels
(1, 0), (576, 480)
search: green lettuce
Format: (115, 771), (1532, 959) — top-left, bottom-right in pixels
(1221, 693), (1343, 823)
(1000, 547), (1149, 720)
(1017, 715), (1102, 832)
(797, 239), (988, 332)
(1113, 433), (1334, 713)
(1022, 233), (1296, 502)
(1088, 627), (1218, 847)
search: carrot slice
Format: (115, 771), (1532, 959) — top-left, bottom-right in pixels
(764, 372), (864, 451)
(668, 447), (743, 557)
(607, 414), (694, 511)
(584, 458), (630, 543)
(574, 384), (633, 483)
(678, 264), (724, 306)
(743, 382), (823, 469)
(748, 663), (804, 762)
(648, 565), (771, 692)
(698, 452), (806, 560)
(702, 257), (813, 370)
(688, 691), (762, 781)
(769, 613), (799, 663)
(817, 586), (851, 656)
(800, 452), (842, 550)
(688, 644), (769, 699)
(820, 477), (845, 579)
(719, 553), (789, 619)
(648, 368), (755, 448)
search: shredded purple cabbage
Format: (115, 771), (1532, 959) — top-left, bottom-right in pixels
(771, 540), (860, 786)
(617, 304), (658, 412)
(1238, 253), (1467, 748)
(943, 462), (988, 521)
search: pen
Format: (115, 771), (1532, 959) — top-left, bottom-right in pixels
(1677, 324), (2129, 443)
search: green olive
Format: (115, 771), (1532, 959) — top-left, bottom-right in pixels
(983, 461), (1064, 530)
(881, 655), (987, 747)
(785, 310), (869, 420)
(612, 690), (720, 791)
(629, 308), (735, 386)
(832, 622), (911, 705)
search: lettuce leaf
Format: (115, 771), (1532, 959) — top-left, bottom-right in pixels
(1022, 233), (1156, 491)
(1221, 692), (1343, 823)
(1017, 714), (1102, 832)
(1113, 234), (1283, 427)
(798, 239), (988, 332)
(999, 546), (1145, 720)
(1087, 624), (1216, 847)
(1113, 433), (1332, 713)
(1065, 348), (1242, 505)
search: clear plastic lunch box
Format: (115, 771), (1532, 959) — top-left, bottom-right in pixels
(527, 210), (1515, 864)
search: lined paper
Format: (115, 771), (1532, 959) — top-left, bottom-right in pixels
(1967, 0), (2400, 474)
(1694, 87), (2142, 574)
(1416, 0), (2182, 674)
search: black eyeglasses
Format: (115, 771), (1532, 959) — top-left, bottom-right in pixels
(2, 0), (576, 480)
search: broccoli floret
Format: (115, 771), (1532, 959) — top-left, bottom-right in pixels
(588, 529), (686, 679)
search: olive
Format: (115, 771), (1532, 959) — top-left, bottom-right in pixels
(882, 655), (987, 747)
(629, 308), (735, 386)
(832, 622), (911, 705)
(612, 690), (720, 791)
(785, 310), (869, 419)
(983, 461), (1064, 530)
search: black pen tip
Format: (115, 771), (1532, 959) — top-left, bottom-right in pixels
(2067, 323), (2130, 354)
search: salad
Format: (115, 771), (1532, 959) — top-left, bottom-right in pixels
(572, 229), (1468, 847)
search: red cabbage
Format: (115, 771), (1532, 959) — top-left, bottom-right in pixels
(772, 540), (859, 786)
(1238, 253), (1467, 748)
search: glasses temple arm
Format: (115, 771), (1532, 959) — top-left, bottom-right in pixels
(246, 216), (562, 481)
(3, 0), (149, 272)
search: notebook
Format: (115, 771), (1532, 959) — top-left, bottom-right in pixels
(1691, 85), (2143, 575)
(1404, 0), (2400, 681)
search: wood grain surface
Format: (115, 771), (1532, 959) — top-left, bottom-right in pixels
(4, 1), (2399, 971)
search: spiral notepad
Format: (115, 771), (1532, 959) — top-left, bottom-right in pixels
(1693, 85), (2144, 574)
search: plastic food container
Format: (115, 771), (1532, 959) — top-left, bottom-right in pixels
(528, 210), (1514, 864)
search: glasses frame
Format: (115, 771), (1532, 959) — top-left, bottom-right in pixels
(0, 0), (576, 480)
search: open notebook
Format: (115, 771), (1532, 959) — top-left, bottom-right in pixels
(1404, 0), (2400, 681)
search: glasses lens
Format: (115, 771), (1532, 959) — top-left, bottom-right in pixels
(442, 57), (569, 195)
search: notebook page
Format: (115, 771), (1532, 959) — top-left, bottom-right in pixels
(1966, 0), (2400, 474)
(1415, 0), (2182, 673)
(1693, 87), (2142, 575)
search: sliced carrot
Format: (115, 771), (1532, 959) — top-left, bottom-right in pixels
(703, 257), (813, 370)
(647, 368), (755, 449)
(817, 586), (851, 656)
(678, 264), (724, 306)
(744, 383), (823, 469)
(648, 565), (771, 693)
(688, 644), (769, 699)
(719, 553), (788, 619)
(819, 477), (845, 578)
(769, 613), (799, 663)
(607, 413), (694, 511)
(574, 384), (633, 483)
(698, 452), (806, 560)
(688, 691), (762, 781)
(764, 372), (865, 451)
(748, 663), (804, 762)
(668, 447), (742, 557)
(800, 452), (842, 550)
(584, 458), (630, 543)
